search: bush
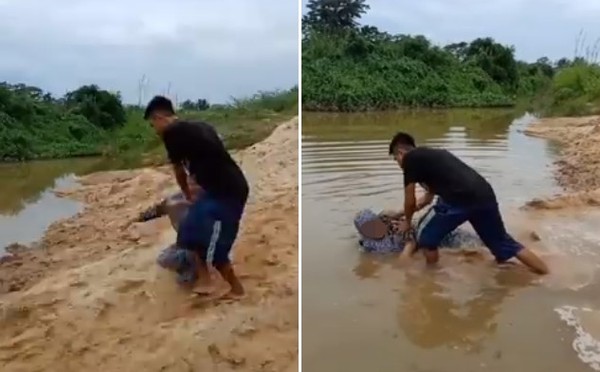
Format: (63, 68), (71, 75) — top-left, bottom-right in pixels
(530, 62), (600, 116)
(0, 84), (108, 161)
(64, 85), (127, 129)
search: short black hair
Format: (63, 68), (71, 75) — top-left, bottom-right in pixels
(388, 132), (416, 154)
(144, 96), (175, 120)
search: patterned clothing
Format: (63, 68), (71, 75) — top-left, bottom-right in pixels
(353, 207), (481, 253)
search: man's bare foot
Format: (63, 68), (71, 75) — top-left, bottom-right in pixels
(515, 247), (549, 275)
(194, 274), (214, 295)
(193, 283), (215, 296)
(195, 260), (213, 294)
(229, 280), (245, 296)
(219, 289), (245, 302)
(215, 262), (245, 298)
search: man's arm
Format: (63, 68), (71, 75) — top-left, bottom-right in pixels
(162, 126), (193, 201)
(404, 183), (417, 224)
(173, 163), (192, 201)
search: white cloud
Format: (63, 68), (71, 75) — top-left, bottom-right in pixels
(0, 0), (298, 103)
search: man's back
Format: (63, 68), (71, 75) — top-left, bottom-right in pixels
(162, 120), (249, 205)
(402, 147), (495, 206)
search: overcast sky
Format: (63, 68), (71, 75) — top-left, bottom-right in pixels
(0, 0), (299, 104)
(303, 0), (600, 62)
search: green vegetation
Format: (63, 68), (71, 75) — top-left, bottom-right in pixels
(302, 0), (600, 116)
(109, 88), (298, 167)
(0, 83), (297, 163)
(520, 60), (600, 116)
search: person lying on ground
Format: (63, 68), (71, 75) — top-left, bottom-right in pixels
(144, 95), (249, 298)
(388, 132), (549, 274)
(354, 207), (482, 257)
(137, 175), (202, 230)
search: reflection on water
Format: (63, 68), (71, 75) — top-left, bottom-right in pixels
(302, 110), (596, 372)
(0, 158), (113, 252)
(397, 268), (533, 353)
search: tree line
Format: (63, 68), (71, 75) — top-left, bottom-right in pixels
(302, 0), (599, 112)
(0, 82), (215, 160)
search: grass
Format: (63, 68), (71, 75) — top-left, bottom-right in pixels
(104, 88), (298, 169)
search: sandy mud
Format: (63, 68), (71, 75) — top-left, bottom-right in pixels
(0, 118), (298, 371)
(522, 115), (600, 370)
(524, 115), (600, 201)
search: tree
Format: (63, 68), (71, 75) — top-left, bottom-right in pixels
(556, 58), (571, 69)
(180, 98), (210, 111)
(303, 0), (370, 32)
(196, 99), (210, 110)
(64, 85), (126, 130)
(444, 42), (468, 61)
(535, 57), (554, 78)
(465, 38), (519, 90)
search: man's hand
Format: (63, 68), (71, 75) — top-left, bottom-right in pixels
(391, 218), (411, 233)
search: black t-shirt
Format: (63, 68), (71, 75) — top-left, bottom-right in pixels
(402, 147), (496, 206)
(162, 120), (249, 206)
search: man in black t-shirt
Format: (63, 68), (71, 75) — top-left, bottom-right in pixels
(144, 96), (249, 297)
(388, 132), (548, 274)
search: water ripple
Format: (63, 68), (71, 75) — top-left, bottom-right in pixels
(302, 113), (560, 206)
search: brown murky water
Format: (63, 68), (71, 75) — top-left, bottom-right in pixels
(302, 110), (600, 372)
(0, 158), (113, 253)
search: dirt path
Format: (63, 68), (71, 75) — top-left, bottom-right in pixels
(0, 118), (298, 372)
(523, 115), (600, 209)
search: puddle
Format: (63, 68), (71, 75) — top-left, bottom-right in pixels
(0, 158), (116, 255)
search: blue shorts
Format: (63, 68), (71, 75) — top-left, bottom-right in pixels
(176, 195), (244, 266)
(416, 199), (523, 262)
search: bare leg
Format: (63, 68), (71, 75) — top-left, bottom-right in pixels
(195, 258), (214, 294)
(423, 248), (439, 266)
(214, 262), (245, 297)
(398, 240), (417, 264)
(515, 247), (549, 275)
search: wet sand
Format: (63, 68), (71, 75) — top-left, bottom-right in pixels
(0, 118), (298, 371)
(525, 116), (600, 194)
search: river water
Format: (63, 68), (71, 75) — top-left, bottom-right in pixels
(0, 158), (115, 254)
(302, 110), (600, 372)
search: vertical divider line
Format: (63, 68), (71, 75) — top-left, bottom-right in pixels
(297, 0), (304, 371)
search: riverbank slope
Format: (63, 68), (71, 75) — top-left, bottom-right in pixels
(0, 118), (298, 371)
(524, 115), (600, 209)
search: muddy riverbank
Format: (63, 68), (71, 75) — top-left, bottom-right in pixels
(0, 118), (298, 371)
(524, 115), (600, 209)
